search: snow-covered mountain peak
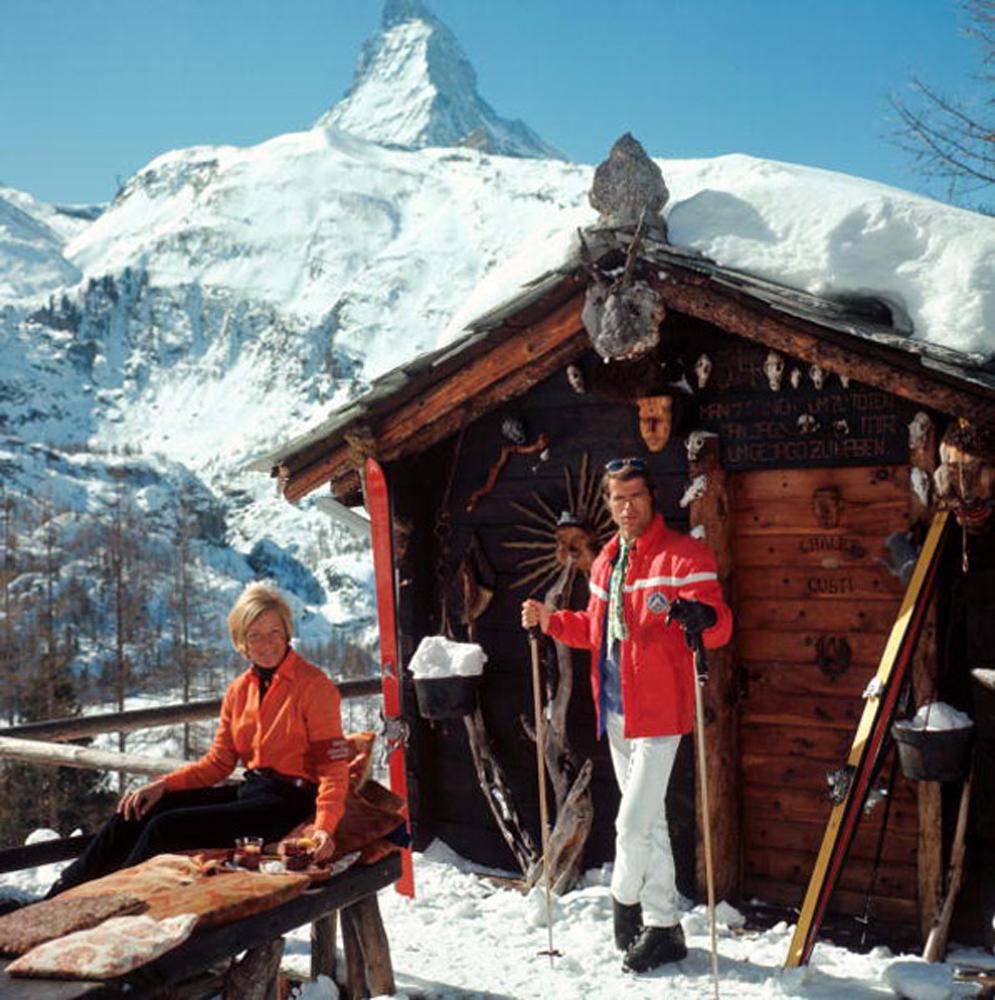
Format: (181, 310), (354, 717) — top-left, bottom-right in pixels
(314, 0), (563, 160)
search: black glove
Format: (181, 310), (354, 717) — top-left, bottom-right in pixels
(666, 598), (717, 649)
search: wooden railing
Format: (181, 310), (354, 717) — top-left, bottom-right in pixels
(0, 675), (382, 873)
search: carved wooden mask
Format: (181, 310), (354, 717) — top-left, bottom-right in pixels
(636, 395), (673, 452)
(934, 422), (995, 532)
(554, 524), (598, 574)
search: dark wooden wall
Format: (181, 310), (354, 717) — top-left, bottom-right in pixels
(944, 530), (995, 947)
(389, 346), (695, 886)
(385, 311), (993, 944)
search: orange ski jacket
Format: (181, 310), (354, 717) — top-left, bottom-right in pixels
(162, 648), (350, 833)
(546, 513), (733, 739)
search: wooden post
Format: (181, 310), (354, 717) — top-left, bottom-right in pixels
(340, 895), (395, 1000)
(909, 411), (943, 943)
(311, 912), (337, 982)
(222, 937), (284, 1000)
(688, 434), (741, 900)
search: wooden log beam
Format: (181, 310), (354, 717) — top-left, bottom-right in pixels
(656, 271), (995, 427)
(311, 911), (337, 982)
(0, 678), (381, 742)
(909, 410), (943, 945)
(284, 294), (588, 502)
(0, 735), (188, 775)
(341, 895), (395, 1000)
(688, 435), (741, 901)
(222, 936), (283, 1000)
(0, 834), (92, 874)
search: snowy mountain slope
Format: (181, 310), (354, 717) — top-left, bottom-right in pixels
(2, 0), (995, 692)
(315, 0), (563, 159)
(0, 187), (83, 304)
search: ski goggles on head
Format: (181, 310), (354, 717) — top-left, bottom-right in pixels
(604, 457), (647, 473)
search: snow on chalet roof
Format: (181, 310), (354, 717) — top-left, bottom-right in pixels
(251, 153), (995, 475)
(444, 154), (995, 364)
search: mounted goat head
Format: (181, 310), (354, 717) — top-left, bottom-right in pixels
(579, 215), (665, 361)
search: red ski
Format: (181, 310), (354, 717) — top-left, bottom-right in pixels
(785, 509), (951, 966)
(366, 457), (415, 897)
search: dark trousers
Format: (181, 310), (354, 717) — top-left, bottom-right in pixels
(47, 772), (316, 897)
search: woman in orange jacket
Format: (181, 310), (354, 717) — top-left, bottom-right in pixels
(47, 583), (350, 895)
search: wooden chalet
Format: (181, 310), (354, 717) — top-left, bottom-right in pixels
(252, 141), (995, 949)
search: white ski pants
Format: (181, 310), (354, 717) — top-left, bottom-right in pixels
(606, 709), (681, 928)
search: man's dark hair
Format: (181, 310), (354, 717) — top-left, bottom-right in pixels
(601, 465), (656, 504)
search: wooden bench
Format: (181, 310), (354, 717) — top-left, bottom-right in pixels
(0, 851), (400, 1000)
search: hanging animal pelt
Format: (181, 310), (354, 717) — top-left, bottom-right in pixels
(579, 214), (665, 362)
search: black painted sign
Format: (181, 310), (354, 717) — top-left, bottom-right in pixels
(693, 344), (913, 470)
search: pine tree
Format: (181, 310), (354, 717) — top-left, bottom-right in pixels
(0, 498), (114, 847)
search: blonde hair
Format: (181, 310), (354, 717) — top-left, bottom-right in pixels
(228, 583), (294, 656)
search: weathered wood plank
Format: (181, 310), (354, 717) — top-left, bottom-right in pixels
(340, 895), (395, 1000)
(310, 912), (337, 982)
(688, 435), (741, 900)
(732, 465), (909, 503)
(733, 567), (905, 602)
(732, 533), (892, 570)
(742, 660), (880, 700)
(0, 680), (381, 743)
(740, 748), (917, 804)
(737, 628), (891, 666)
(745, 845), (916, 900)
(731, 499), (910, 535)
(913, 599), (942, 943)
(0, 855), (401, 999)
(0, 735), (187, 776)
(655, 270), (995, 428)
(222, 937), (282, 1000)
(287, 297), (588, 502)
(744, 784), (919, 834)
(740, 691), (865, 731)
(0, 835), (92, 875)
(742, 875), (920, 924)
(736, 598), (898, 634)
(740, 722), (854, 763)
(743, 815), (917, 864)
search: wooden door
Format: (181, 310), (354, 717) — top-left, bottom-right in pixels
(733, 465), (921, 925)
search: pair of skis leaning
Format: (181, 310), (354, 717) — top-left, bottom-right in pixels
(786, 510), (951, 966)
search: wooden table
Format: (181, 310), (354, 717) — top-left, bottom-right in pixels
(0, 852), (401, 1000)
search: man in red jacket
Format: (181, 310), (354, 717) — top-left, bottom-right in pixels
(522, 457), (732, 973)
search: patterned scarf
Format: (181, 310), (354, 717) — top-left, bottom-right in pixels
(607, 538), (632, 645)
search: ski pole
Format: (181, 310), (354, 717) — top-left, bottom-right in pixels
(692, 634), (721, 1000)
(529, 625), (560, 966)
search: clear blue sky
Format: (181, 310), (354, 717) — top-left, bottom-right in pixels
(0, 0), (984, 206)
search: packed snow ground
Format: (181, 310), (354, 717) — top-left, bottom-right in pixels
(3, 837), (991, 999)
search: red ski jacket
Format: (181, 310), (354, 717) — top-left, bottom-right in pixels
(546, 513), (733, 739)
(162, 648), (350, 833)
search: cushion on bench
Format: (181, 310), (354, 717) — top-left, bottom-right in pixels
(6, 913), (198, 980)
(0, 892), (146, 956)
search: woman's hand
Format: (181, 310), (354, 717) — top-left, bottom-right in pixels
(117, 779), (167, 822)
(521, 599), (550, 633)
(309, 829), (335, 864)
(277, 829), (335, 866)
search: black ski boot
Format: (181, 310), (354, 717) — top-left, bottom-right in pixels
(612, 898), (642, 951)
(623, 923), (687, 972)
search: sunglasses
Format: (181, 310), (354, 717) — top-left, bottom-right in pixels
(604, 457), (647, 473)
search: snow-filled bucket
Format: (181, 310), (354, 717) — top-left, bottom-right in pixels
(409, 636), (486, 720)
(891, 702), (974, 782)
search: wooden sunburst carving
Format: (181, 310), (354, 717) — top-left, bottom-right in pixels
(503, 453), (614, 594)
